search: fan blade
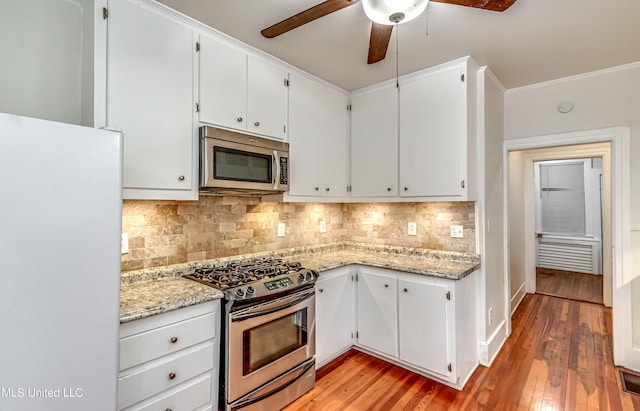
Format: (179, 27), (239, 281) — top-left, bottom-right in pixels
(367, 23), (393, 64)
(431, 0), (517, 12)
(262, 0), (360, 38)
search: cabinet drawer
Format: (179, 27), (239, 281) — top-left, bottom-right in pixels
(118, 342), (214, 409)
(120, 311), (216, 370)
(122, 372), (211, 411)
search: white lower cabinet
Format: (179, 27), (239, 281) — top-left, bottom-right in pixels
(356, 268), (398, 357)
(353, 266), (477, 388)
(315, 267), (354, 368)
(398, 277), (451, 377)
(118, 300), (220, 410)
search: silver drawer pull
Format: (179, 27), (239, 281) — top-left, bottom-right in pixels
(254, 121), (260, 127)
(319, 288), (324, 293)
(237, 117), (243, 123)
(178, 175), (185, 181)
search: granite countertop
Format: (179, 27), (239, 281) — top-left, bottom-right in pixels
(120, 277), (223, 323)
(119, 242), (480, 324)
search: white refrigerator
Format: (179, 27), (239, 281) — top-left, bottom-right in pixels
(0, 113), (123, 410)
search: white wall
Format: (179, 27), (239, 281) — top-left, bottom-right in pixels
(477, 68), (506, 364)
(508, 150), (526, 312)
(505, 61), (640, 368)
(0, 0), (93, 125)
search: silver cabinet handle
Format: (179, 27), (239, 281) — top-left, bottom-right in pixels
(168, 372), (176, 380)
(170, 336), (178, 344)
(237, 117), (243, 123)
(384, 284), (389, 288)
(403, 288), (408, 292)
(387, 187), (392, 191)
(404, 187), (408, 191)
(325, 187), (330, 192)
(319, 288), (324, 293)
(178, 175), (185, 181)
(254, 121), (260, 127)
(314, 187), (319, 191)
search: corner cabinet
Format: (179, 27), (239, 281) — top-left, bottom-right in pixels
(102, 0), (198, 200)
(354, 266), (478, 389)
(118, 301), (220, 411)
(286, 73), (350, 198)
(198, 35), (288, 141)
(356, 268), (398, 357)
(350, 82), (399, 197)
(398, 58), (478, 200)
(315, 268), (355, 368)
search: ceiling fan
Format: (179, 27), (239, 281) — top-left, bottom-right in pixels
(261, 0), (517, 64)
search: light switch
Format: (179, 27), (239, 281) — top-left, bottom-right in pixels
(277, 223), (286, 237)
(450, 225), (464, 238)
(408, 222), (417, 236)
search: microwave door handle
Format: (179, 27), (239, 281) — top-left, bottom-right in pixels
(273, 150), (280, 190)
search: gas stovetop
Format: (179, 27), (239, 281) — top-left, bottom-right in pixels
(184, 258), (318, 302)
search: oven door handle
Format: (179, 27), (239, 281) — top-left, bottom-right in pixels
(231, 291), (313, 322)
(273, 150), (280, 190)
(231, 358), (315, 410)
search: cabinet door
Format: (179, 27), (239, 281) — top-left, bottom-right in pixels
(356, 269), (398, 357)
(198, 35), (247, 131)
(247, 56), (288, 140)
(399, 65), (464, 197)
(288, 73), (349, 197)
(315, 269), (354, 367)
(350, 84), (398, 197)
(398, 277), (451, 376)
(107, 0), (194, 194)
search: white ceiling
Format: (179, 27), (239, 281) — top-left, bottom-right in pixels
(157, 0), (640, 92)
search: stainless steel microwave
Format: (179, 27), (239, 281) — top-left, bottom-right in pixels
(199, 126), (289, 195)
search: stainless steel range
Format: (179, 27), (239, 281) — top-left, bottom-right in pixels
(185, 258), (318, 411)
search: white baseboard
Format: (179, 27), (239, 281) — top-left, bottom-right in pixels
(478, 320), (508, 367)
(511, 282), (527, 316)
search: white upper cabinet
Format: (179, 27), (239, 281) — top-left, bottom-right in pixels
(350, 82), (398, 197)
(398, 58), (477, 200)
(198, 36), (288, 140)
(287, 73), (349, 198)
(246, 56), (288, 138)
(105, 0), (197, 200)
(198, 36), (247, 132)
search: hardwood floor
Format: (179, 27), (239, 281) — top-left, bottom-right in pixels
(536, 267), (603, 304)
(285, 293), (640, 410)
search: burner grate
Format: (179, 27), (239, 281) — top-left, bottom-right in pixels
(187, 258), (305, 289)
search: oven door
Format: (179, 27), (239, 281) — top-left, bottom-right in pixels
(227, 288), (315, 404)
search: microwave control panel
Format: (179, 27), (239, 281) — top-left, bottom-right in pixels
(280, 157), (288, 185)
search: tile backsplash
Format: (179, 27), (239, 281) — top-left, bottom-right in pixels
(121, 197), (475, 272)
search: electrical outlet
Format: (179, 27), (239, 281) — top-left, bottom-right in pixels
(277, 223), (286, 237)
(450, 225), (464, 238)
(319, 221), (326, 233)
(121, 233), (129, 254)
(408, 222), (417, 236)
(489, 307), (494, 325)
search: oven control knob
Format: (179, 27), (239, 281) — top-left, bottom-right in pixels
(235, 289), (245, 298)
(298, 272), (305, 281)
(306, 272), (313, 281)
(246, 286), (255, 295)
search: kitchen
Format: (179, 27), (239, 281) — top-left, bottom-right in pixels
(1, 0), (640, 410)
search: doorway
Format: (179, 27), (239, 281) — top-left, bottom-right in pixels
(507, 141), (612, 313)
(533, 158), (604, 304)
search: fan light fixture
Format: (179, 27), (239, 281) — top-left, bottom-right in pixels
(362, 0), (430, 25)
